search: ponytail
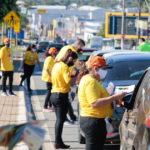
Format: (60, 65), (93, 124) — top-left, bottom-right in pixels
(76, 64), (89, 85)
(27, 44), (32, 51)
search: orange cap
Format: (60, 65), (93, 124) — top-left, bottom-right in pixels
(4, 38), (10, 44)
(48, 47), (57, 54)
(88, 56), (106, 68)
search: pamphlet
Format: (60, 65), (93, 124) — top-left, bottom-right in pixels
(0, 120), (46, 150)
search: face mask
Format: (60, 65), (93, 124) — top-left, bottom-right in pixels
(6, 43), (10, 47)
(33, 49), (36, 52)
(67, 60), (74, 67)
(98, 69), (108, 80)
(139, 42), (141, 45)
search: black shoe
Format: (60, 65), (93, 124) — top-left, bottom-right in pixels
(54, 143), (70, 149)
(19, 83), (22, 86)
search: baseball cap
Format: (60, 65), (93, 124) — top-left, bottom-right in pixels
(49, 47), (57, 54)
(4, 38), (10, 44)
(88, 56), (113, 69)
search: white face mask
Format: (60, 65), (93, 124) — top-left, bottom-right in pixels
(98, 69), (108, 80)
(33, 49), (36, 52)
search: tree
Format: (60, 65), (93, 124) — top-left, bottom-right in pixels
(0, 0), (17, 23)
(96, 23), (105, 38)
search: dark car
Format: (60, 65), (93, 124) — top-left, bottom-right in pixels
(47, 43), (64, 52)
(120, 67), (150, 150)
(78, 51), (150, 145)
(36, 41), (53, 53)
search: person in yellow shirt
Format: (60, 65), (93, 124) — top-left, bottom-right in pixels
(20, 44), (41, 91)
(51, 49), (78, 149)
(0, 38), (15, 96)
(55, 39), (85, 73)
(42, 47), (57, 112)
(77, 56), (126, 150)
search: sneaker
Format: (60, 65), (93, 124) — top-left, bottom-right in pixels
(71, 118), (78, 124)
(64, 120), (74, 125)
(8, 92), (16, 97)
(43, 108), (53, 112)
(1, 92), (8, 96)
(106, 132), (119, 139)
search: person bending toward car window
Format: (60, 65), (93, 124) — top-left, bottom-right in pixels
(51, 49), (78, 149)
(76, 56), (126, 150)
(20, 44), (41, 91)
(42, 47), (57, 112)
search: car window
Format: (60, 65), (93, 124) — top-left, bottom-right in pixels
(106, 61), (150, 81)
(39, 42), (49, 46)
(78, 51), (94, 61)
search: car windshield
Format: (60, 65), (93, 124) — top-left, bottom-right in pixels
(78, 51), (94, 61)
(106, 60), (150, 81)
(39, 42), (49, 46)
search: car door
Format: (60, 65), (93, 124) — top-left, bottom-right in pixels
(120, 69), (150, 150)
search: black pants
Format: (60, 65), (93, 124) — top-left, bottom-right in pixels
(80, 117), (107, 150)
(51, 93), (69, 144)
(44, 82), (52, 108)
(20, 63), (35, 90)
(2, 71), (13, 93)
(66, 102), (77, 121)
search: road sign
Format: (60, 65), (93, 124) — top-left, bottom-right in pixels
(37, 9), (46, 14)
(3, 11), (21, 28)
(7, 29), (24, 39)
(14, 22), (20, 32)
(135, 20), (147, 30)
(121, 34), (125, 39)
(53, 19), (57, 29)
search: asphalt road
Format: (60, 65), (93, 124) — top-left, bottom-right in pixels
(28, 52), (120, 150)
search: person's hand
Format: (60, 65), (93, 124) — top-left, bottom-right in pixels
(113, 92), (127, 101)
(0, 131), (24, 147)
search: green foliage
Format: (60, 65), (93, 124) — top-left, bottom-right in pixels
(0, 0), (17, 23)
(96, 23), (105, 38)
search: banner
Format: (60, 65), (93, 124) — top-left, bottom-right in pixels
(135, 20), (147, 30)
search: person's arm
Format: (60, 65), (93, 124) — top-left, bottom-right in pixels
(75, 62), (82, 70)
(63, 65), (72, 84)
(21, 60), (25, 70)
(37, 61), (41, 71)
(45, 68), (51, 78)
(0, 59), (1, 71)
(90, 92), (126, 108)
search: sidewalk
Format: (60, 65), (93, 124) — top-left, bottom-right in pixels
(0, 66), (28, 150)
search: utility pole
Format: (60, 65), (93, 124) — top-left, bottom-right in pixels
(138, 0), (142, 41)
(121, 0), (125, 50)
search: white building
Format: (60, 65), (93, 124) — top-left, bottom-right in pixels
(78, 5), (101, 11)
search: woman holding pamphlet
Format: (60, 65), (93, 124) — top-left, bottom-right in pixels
(51, 49), (78, 149)
(76, 56), (126, 150)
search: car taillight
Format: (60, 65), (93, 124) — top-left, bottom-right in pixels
(37, 45), (40, 48)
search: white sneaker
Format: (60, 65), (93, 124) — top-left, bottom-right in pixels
(1, 92), (8, 96)
(8, 92), (16, 97)
(64, 120), (74, 125)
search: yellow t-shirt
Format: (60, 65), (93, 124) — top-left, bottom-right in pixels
(0, 47), (13, 71)
(51, 62), (71, 93)
(23, 51), (39, 65)
(55, 45), (79, 73)
(78, 75), (113, 119)
(41, 56), (55, 83)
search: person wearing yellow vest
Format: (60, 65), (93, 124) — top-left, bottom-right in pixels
(42, 47), (57, 112)
(20, 45), (41, 91)
(0, 38), (15, 96)
(77, 56), (127, 150)
(51, 49), (78, 149)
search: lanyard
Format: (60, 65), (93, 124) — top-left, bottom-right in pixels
(6, 48), (11, 57)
